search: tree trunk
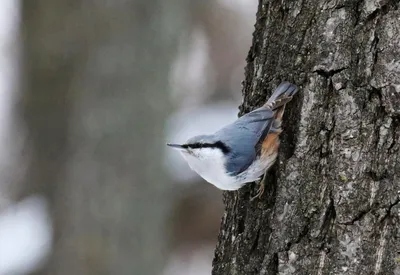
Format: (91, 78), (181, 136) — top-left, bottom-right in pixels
(212, 1), (400, 275)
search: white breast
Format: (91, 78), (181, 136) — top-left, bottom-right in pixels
(180, 149), (245, 191)
(180, 148), (278, 191)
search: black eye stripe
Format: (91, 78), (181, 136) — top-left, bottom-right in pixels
(182, 141), (231, 154)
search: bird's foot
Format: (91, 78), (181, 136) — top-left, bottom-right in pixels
(250, 174), (266, 201)
(250, 182), (265, 201)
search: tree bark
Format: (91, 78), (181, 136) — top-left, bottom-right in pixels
(213, 1), (400, 275)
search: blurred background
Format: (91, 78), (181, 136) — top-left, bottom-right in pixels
(0, 1), (257, 274)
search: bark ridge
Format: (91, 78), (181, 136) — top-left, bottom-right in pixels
(213, 1), (400, 274)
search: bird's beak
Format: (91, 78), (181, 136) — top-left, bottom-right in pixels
(166, 143), (185, 150)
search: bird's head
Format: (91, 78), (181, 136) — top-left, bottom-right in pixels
(167, 134), (231, 161)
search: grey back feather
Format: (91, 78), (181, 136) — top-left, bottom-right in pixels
(186, 82), (297, 177)
(214, 107), (274, 176)
(215, 82), (297, 176)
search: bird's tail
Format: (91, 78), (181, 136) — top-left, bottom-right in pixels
(264, 82), (298, 131)
(264, 82), (298, 110)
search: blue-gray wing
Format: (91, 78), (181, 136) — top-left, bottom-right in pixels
(215, 107), (274, 176)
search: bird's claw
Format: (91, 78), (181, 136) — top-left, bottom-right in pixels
(250, 177), (265, 201)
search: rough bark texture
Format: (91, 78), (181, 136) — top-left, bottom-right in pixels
(213, 1), (400, 274)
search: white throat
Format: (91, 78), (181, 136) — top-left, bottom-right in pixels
(180, 148), (244, 191)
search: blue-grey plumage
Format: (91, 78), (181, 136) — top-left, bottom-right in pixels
(215, 82), (297, 173)
(167, 82), (298, 196)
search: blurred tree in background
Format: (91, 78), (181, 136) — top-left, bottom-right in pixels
(20, 1), (186, 274)
(0, 1), (258, 274)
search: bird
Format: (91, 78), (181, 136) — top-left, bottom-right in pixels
(167, 82), (298, 200)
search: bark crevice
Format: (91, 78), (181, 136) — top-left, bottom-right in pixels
(212, 1), (400, 274)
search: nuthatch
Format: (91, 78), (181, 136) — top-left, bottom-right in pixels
(167, 82), (298, 200)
